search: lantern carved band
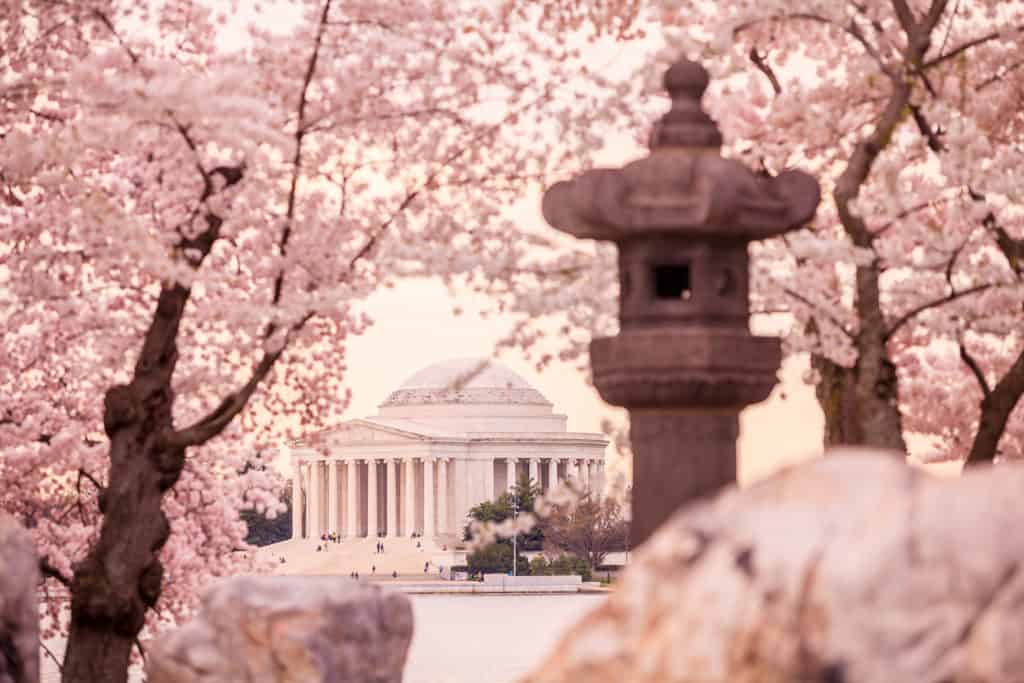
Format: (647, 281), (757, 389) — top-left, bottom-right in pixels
(543, 58), (821, 544)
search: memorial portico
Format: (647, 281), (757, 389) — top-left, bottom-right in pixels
(289, 358), (608, 540)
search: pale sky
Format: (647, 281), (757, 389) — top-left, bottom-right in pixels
(340, 274), (828, 487)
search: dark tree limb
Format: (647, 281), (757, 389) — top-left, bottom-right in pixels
(884, 283), (992, 341)
(965, 347), (1024, 465)
(749, 47), (782, 95)
(959, 341), (991, 397)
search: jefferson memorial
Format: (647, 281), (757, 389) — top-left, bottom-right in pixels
(288, 358), (608, 541)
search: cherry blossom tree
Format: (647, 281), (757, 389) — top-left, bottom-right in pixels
(496, 0), (1024, 466)
(1, 1), (635, 680)
(539, 492), (628, 572)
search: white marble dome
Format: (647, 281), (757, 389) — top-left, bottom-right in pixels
(381, 358), (551, 408)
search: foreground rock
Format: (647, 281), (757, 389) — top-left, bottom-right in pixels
(148, 576), (413, 683)
(522, 451), (1024, 683)
(0, 514), (39, 683)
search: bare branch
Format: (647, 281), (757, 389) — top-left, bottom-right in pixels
(40, 558), (71, 588)
(969, 188), (1024, 280)
(871, 196), (954, 237)
(909, 102), (944, 152)
(164, 312), (313, 449)
(977, 59), (1024, 91)
(884, 283), (992, 340)
(834, 81), (911, 247)
(270, 0), (334, 315)
(925, 26), (1023, 69)
(959, 340), (991, 397)
(891, 0), (919, 36)
(782, 287), (856, 339)
(748, 47), (782, 95)
(92, 9), (139, 65)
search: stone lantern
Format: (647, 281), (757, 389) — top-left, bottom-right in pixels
(542, 58), (821, 544)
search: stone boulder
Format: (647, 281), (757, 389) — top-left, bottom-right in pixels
(147, 576), (413, 683)
(0, 514), (39, 683)
(521, 451), (1024, 683)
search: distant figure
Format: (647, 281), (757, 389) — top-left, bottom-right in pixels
(372, 565), (376, 574)
(416, 541), (421, 549)
(380, 543), (385, 553)
(355, 572), (359, 580)
(423, 561), (429, 573)
(442, 544), (447, 551)
(392, 570), (398, 578)
(280, 557), (286, 564)
(316, 545), (321, 552)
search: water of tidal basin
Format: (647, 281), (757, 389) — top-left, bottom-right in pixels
(406, 594), (605, 683)
(42, 594), (604, 682)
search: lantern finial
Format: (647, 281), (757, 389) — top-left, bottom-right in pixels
(650, 57), (722, 149)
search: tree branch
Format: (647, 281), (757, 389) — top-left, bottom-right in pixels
(884, 283), (992, 340)
(270, 0), (334, 314)
(968, 188), (1024, 280)
(959, 340), (991, 397)
(925, 26), (1023, 69)
(977, 59), (1024, 91)
(748, 47), (782, 95)
(782, 287), (856, 339)
(891, 0), (919, 36)
(163, 311), (313, 450)
(965, 346), (1024, 465)
(40, 559), (71, 588)
(833, 80), (910, 247)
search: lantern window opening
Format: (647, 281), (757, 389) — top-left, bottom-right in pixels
(653, 264), (692, 301)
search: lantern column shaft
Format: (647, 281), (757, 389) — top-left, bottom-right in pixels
(629, 410), (738, 544)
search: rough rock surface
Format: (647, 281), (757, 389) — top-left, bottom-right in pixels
(147, 576), (413, 683)
(0, 514), (39, 683)
(521, 451), (1024, 683)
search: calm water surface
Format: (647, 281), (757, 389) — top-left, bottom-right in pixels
(406, 594), (605, 683)
(43, 593), (606, 682)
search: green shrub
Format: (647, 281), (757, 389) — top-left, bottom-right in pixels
(528, 553), (591, 582)
(466, 543), (530, 576)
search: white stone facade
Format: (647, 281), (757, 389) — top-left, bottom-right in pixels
(289, 359), (608, 540)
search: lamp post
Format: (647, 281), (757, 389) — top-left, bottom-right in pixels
(542, 58), (821, 545)
(511, 495), (519, 578)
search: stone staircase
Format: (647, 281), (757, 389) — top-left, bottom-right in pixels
(262, 536), (465, 577)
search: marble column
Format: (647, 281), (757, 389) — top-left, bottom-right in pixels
(548, 458), (558, 492)
(346, 459), (358, 538)
(367, 459), (378, 538)
(437, 458), (448, 535)
(404, 457), (416, 536)
(581, 459), (591, 491)
(327, 461), (339, 534)
(506, 458), (517, 492)
(386, 459), (397, 538)
(424, 458), (435, 538)
(484, 460), (495, 501)
(291, 464), (302, 539)
(595, 461), (605, 497)
(528, 458), (539, 487)
(308, 461), (321, 539)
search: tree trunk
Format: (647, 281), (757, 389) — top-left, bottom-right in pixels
(812, 263), (907, 453)
(966, 347), (1024, 465)
(63, 289), (187, 683)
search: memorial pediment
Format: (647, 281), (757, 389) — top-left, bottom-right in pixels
(322, 419), (435, 446)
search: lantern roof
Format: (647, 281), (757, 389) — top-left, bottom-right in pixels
(542, 58), (821, 243)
